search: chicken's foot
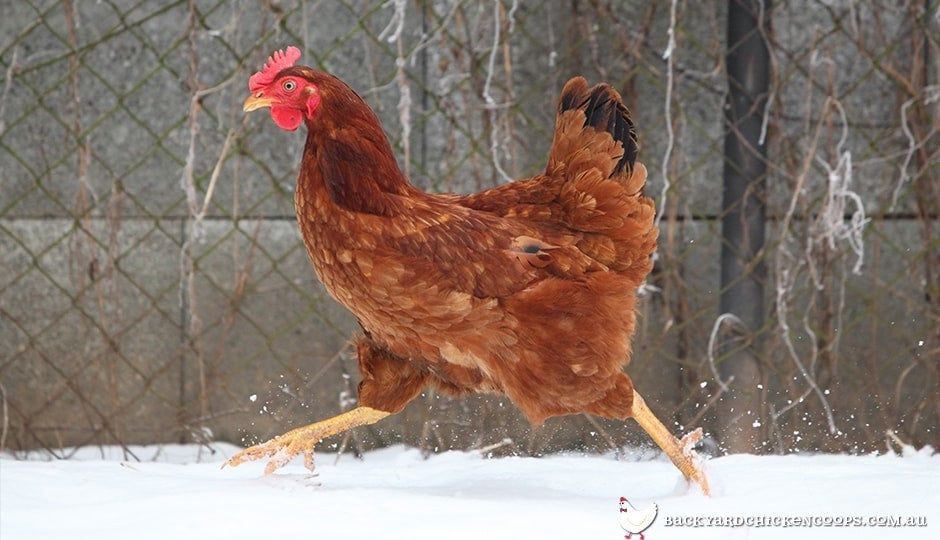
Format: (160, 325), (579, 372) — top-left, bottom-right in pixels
(630, 392), (710, 495)
(224, 406), (390, 474)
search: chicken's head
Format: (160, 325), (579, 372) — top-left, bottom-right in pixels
(243, 46), (321, 131)
(619, 497), (632, 512)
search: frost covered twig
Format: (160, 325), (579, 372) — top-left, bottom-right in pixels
(775, 248), (839, 435)
(891, 85), (940, 210)
(772, 92), (846, 437)
(477, 437), (515, 456)
(655, 0), (679, 229)
(379, 0), (412, 177)
(178, 1), (240, 423)
(808, 99), (869, 277)
(181, 77), (236, 231)
(705, 313), (746, 392)
(0, 45), (18, 137)
(756, 0), (775, 146)
(483, 0), (513, 184)
(194, 127), (236, 233)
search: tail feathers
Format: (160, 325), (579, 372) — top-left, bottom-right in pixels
(553, 76), (638, 176)
(547, 77), (657, 276)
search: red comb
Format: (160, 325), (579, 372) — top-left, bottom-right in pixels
(249, 46), (302, 93)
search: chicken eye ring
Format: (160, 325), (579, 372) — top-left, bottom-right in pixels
(283, 80), (296, 91)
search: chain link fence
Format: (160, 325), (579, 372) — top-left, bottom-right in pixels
(1, 0), (937, 459)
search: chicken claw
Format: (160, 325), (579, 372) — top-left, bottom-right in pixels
(225, 423), (319, 474)
(224, 406), (390, 474)
(630, 392), (710, 495)
(679, 428), (704, 457)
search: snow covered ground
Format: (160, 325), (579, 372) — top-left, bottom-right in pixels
(2, 443), (938, 539)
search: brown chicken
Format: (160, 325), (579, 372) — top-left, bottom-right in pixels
(228, 46), (709, 493)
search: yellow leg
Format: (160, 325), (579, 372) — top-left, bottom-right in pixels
(225, 406), (390, 474)
(631, 392), (710, 495)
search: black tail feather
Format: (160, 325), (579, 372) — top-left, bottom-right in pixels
(558, 79), (638, 174)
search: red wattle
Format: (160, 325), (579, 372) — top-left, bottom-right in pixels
(271, 106), (303, 131)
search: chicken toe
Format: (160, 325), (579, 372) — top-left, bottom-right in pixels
(225, 406), (390, 474)
(630, 391), (710, 495)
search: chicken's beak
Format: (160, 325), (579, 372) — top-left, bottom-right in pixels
(243, 95), (276, 112)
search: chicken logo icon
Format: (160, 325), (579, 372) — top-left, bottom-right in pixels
(618, 496), (658, 539)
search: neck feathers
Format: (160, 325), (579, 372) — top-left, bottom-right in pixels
(301, 79), (412, 215)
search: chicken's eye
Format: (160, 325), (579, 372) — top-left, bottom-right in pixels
(283, 80), (296, 91)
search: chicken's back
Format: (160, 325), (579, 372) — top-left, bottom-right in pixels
(457, 77), (658, 287)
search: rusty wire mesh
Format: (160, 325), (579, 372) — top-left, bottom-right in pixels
(0, 0), (937, 459)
